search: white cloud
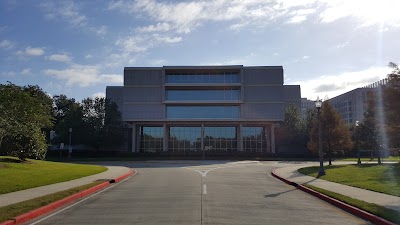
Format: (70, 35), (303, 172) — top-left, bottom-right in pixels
(85, 54), (93, 59)
(319, 0), (400, 27)
(111, 34), (182, 67)
(109, 0), (400, 34)
(149, 59), (167, 66)
(40, 1), (107, 35)
(44, 64), (123, 87)
(290, 66), (392, 100)
(16, 46), (45, 56)
(20, 68), (31, 75)
(1, 71), (16, 76)
(40, 1), (86, 26)
(0, 40), (14, 49)
(136, 23), (171, 33)
(48, 54), (72, 63)
(91, 92), (106, 99)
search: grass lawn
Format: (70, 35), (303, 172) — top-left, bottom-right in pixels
(339, 156), (400, 162)
(0, 181), (104, 223)
(304, 184), (400, 224)
(298, 164), (400, 197)
(0, 156), (107, 194)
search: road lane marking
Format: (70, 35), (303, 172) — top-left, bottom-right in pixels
(28, 172), (136, 225)
(203, 184), (207, 195)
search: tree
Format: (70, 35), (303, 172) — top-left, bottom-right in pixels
(354, 91), (380, 162)
(0, 83), (53, 159)
(276, 104), (307, 150)
(53, 97), (125, 150)
(383, 62), (400, 150)
(307, 101), (353, 165)
(81, 97), (125, 149)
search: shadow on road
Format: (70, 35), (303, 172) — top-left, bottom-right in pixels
(264, 187), (297, 198)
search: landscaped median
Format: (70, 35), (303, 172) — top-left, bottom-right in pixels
(0, 156), (107, 194)
(0, 156), (135, 224)
(297, 163), (400, 224)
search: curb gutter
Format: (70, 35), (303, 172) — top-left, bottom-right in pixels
(1, 169), (135, 225)
(271, 169), (396, 225)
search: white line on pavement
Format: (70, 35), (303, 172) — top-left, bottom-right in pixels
(203, 184), (207, 195)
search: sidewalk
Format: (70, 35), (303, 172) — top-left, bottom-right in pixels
(274, 164), (400, 212)
(0, 166), (131, 207)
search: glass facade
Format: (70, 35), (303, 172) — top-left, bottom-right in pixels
(166, 89), (240, 101)
(168, 127), (201, 152)
(137, 125), (269, 153)
(139, 126), (164, 153)
(204, 127), (237, 152)
(166, 72), (240, 83)
(167, 106), (240, 119)
(242, 127), (267, 152)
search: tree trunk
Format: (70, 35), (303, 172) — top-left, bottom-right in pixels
(328, 149), (332, 165)
(377, 150), (382, 164)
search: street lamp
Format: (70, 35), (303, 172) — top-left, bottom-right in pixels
(315, 97), (325, 176)
(355, 121), (361, 164)
(68, 128), (72, 158)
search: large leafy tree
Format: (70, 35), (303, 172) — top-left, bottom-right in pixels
(308, 101), (353, 165)
(0, 83), (53, 159)
(81, 97), (125, 149)
(54, 97), (125, 150)
(353, 91), (381, 162)
(276, 104), (307, 150)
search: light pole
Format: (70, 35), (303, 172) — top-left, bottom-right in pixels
(355, 121), (361, 164)
(68, 128), (72, 158)
(315, 97), (325, 176)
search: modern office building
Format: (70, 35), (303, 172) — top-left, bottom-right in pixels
(301, 98), (315, 118)
(106, 65), (301, 155)
(329, 78), (389, 125)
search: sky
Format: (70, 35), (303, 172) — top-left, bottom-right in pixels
(1, 0), (400, 101)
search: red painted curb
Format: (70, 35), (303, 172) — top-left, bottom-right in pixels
(0, 220), (15, 225)
(113, 169), (135, 183)
(0, 168), (136, 225)
(271, 170), (397, 225)
(271, 169), (296, 186)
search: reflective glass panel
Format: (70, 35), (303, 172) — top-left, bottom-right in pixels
(168, 127), (201, 152)
(139, 126), (164, 153)
(242, 127), (267, 152)
(167, 106), (240, 119)
(166, 89), (240, 101)
(204, 127), (237, 152)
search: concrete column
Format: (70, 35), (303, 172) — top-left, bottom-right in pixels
(163, 123), (168, 152)
(271, 124), (276, 154)
(201, 123), (205, 158)
(131, 123), (136, 152)
(238, 123), (243, 152)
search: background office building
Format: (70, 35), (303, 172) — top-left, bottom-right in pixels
(329, 78), (389, 125)
(106, 65), (301, 155)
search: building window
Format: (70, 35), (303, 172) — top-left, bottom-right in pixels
(166, 72), (240, 84)
(166, 106), (240, 119)
(166, 89), (240, 101)
(168, 127), (201, 152)
(204, 127), (237, 152)
(242, 127), (267, 152)
(139, 126), (163, 153)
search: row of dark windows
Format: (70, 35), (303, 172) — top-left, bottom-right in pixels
(166, 73), (240, 83)
(166, 89), (240, 101)
(166, 106), (240, 119)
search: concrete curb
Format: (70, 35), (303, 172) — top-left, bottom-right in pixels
(1, 168), (136, 225)
(271, 169), (396, 225)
